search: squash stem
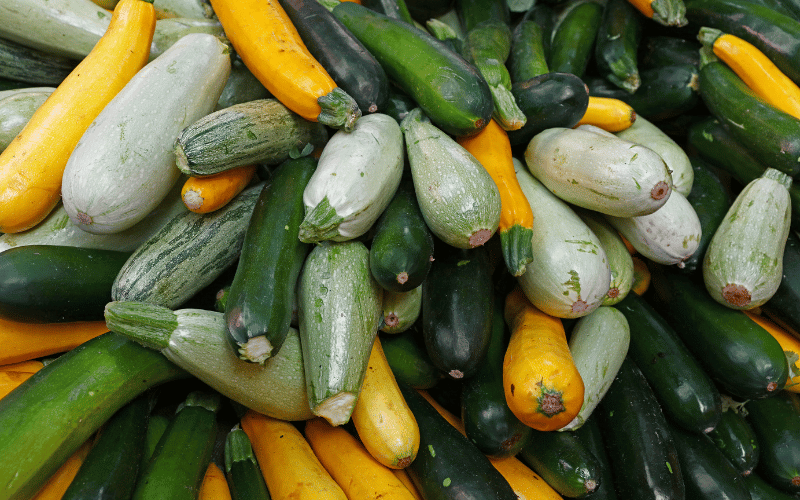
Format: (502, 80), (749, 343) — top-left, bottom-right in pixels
(697, 27), (723, 49)
(224, 427), (258, 473)
(298, 196), (344, 243)
(650, 0), (687, 27)
(104, 301), (178, 351)
(490, 84), (527, 131)
(762, 167), (793, 190)
(317, 87), (362, 132)
(500, 224), (535, 277)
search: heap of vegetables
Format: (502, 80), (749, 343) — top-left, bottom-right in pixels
(2, 0), (800, 498)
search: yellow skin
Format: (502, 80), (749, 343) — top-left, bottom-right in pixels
(0, 0), (155, 233)
(575, 96), (637, 133)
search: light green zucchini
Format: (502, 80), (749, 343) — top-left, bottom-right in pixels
(61, 33), (230, 235)
(703, 168), (792, 310)
(0, 89), (53, 150)
(380, 286), (422, 334)
(400, 107), (501, 249)
(175, 98), (328, 177)
(299, 113), (404, 243)
(104, 301), (315, 421)
(605, 189), (701, 267)
(297, 240), (383, 425)
(524, 127), (673, 217)
(514, 158), (611, 318)
(578, 209), (635, 306)
(615, 115), (694, 196)
(0, 37), (77, 85)
(111, 182), (262, 309)
(150, 17), (225, 60)
(560, 306), (630, 431)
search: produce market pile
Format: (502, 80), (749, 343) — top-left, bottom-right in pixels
(2, 0), (800, 498)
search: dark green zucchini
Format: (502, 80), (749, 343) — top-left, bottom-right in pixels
(361, 0), (415, 23)
(0, 37), (77, 85)
(456, 0), (510, 32)
(761, 232), (800, 334)
(596, 356), (685, 500)
(0, 332), (187, 500)
(507, 18), (549, 83)
(132, 391), (220, 500)
(518, 428), (603, 497)
(706, 399), (760, 476)
(461, 297), (531, 458)
(61, 394), (151, 500)
(380, 328), (442, 389)
(279, 0), (389, 114)
(685, 0), (800, 84)
(680, 156), (732, 274)
(640, 35), (701, 69)
(777, 0), (800, 20)
(648, 265), (789, 400)
(585, 63), (699, 121)
(670, 422), (752, 500)
(224, 157), (316, 364)
(0, 245), (130, 323)
(422, 245), (493, 380)
(571, 415), (619, 500)
(331, 2), (494, 137)
(594, 0), (642, 93)
(614, 293), (722, 434)
(398, 383), (518, 500)
(697, 46), (800, 178)
(507, 72), (590, 146)
(743, 471), (800, 500)
(548, 0), (604, 78)
(224, 427), (270, 500)
(745, 391), (800, 494)
(404, 0), (453, 23)
(382, 87), (417, 124)
(369, 180), (434, 293)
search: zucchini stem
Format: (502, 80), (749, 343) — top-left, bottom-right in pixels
(317, 87), (361, 132)
(104, 301), (177, 351)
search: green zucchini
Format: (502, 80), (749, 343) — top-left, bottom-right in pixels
(571, 416), (619, 500)
(0, 36), (77, 85)
(297, 240), (383, 426)
(743, 472), (800, 500)
(597, 356), (685, 500)
(640, 36), (701, 69)
(670, 421), (751, 500)
(331, 2), (494, 137)
(594, 0), (642, 93)
(0, 245), (130, 322)
(548, 0), (603, 78)
(0, 332), (187, 500)
(175, 99), (328, 177)
(369, 180), (434, 293)
(648, 265), (789, 400)
(132, 391), (220, 500)
(0, 89), (52, 150)
(698, 46), (800, 178)
(224, 157), (315, 364)
(150, 17), (226, 60)
(224, 426), (270, 500)
(142, 414), (170, 470)
(745, 390), (800, 493)
(61, 394), (151, 500)
(380, 287), (422, 334)
(614, 293), (722, 434)
(216, 59), (270, 111)
(518, 428), (603, 497)
(460, 296), (531, 457)
(380, 329), (442, 390)
(507, 18), (549, 83)
(762, 232), (800, 333)
(105, 301), (314, 422)
(361, 0), (415, 23)
(401, 108), (501, 249)
(457, 0), (509, 31)
(422, 245), (493, 380)
(112, 182), (263, 310)
(399, 383), (518, 500)
(578, 211), (634, 305)
(707, 397), (760, 476)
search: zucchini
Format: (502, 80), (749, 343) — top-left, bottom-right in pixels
(380, 287), (422, 334)
(560, 306), (630, 431)
(216, 59), (270, 111)
(361, 0), (415, 23)
(422, 245), (493, 380)
(456, 0), (509, 31)
(0, 245), (130, 323)
(518, 428), (602, 497)
(104, 301), (314, 421)
(369, 180), (434, 293)
(703, 168), (792, 310)
(175, 99), (328, 177)
(62, 33), (230, 234)
(571, 416), (619, 500)
(506, 72), (590, 147)
(401, 108), (501, 249)
(614, 293), (722, 434)
(648, 265), (789, 400)
(594, 0), (642, 93)
(0, 37), (76, 85)
(507, 18), (549, 83)
(525, 127), (672, 217)
(297, 240), (383, 426)
(380, 329), (443, 390)
(707, 398), (760, 476)
(0, 89), (52, 150)
(399, 384), (518, 500)
(578, 211), (634, 305)
(514, 160), (611, 318)
(112, 181), (262, 310)
(300, 113), (404, 243)
(331, 2), (494, 137)
(224, 158), (315, 364)
(762, 232), (800, 333)
(149, 17), (225, 60)
(746, 391), (800, 493)
(597, 356), (685, 500)
(640, 36), (701, 69)
(61, 394), (150, 500)
(0, 332), (187, 500)
(744, 472), (800, 500)
(132, 391), (219, 500)
(224, 427), (270, 500)
(548, 0), (604, 78)
(142, 414), (170, 470)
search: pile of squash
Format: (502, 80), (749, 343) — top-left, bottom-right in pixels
(1, 0), (800, 498)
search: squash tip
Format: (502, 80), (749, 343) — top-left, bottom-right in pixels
(722, 283), (751, 308)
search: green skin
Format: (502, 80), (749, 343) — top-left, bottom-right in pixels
(548, 1), (604, 79)
(595, 0), (642, 93)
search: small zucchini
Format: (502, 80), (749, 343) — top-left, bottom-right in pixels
(381, 287), (422, 334)
(746, 390), (800, 493)
(548, 0), (604, 79)
(570, 416), (619, 500)
(224, 427), (270, 500)
(706, 398), (760, 476)
(518, 428), (602, 497)
(380, 330), (442, 390)
(507, 17), (549, 83)
(594, 0), (642, 93)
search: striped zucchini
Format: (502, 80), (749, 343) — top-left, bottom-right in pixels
(175, 98), (328, 177)
(0, 37), (77, 85)
(111, 182), (263, 309)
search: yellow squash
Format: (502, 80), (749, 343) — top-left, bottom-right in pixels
(198, 462), (232, 500)
(489, 456), (564, 500)
(0, 0), (155, 233)
(574, 96), (636, 132)
(181, 165), (257, 214)
(0, 318), (109, 366)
